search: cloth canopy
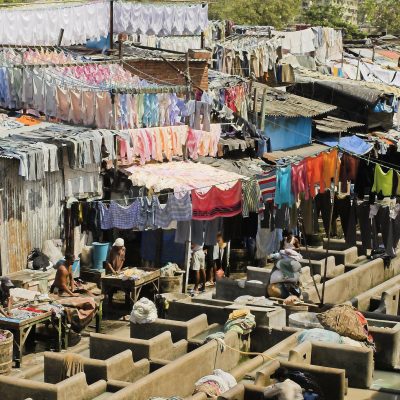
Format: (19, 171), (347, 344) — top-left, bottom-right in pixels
(124, 161), (244, 195)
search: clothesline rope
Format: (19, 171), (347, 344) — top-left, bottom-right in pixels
(71, 176), (247, 203)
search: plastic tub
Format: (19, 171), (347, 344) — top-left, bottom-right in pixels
(72, 259), (80, 278)
(92, 242), (110, 270)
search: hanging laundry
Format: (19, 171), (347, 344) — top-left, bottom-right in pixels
(339, 153), (359, 194)
(371, 165), (393, 197)
(242, 177), (262, 217)
(113, 2), (208, 36)
(274, 166), (294, 208)
(322, 149), (340, 189)
(154, 192), (192, 228)
(306, 153), (325, 198)
(291, 160), (308, 201)
(192, 181), (242, 220)
(0, 2), (109, 45)
(257, 170), (276, 203)
(99, 200), (140, 230)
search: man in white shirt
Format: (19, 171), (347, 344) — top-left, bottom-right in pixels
(263, 367), (303, 400)
(191, 243), (206, 294)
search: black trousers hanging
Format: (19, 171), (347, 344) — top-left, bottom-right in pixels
(375, 206), (395, 257)
(357, 201), (372, 255)
(334, 196), (357, 246)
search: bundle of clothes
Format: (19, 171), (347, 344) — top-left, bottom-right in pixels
(130, 297), (158, 324)
(223, 309), (256, 335)
(193, 369), (237, 398)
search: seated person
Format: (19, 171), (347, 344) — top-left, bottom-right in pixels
(263, 367), (303, 400)
(105, 238), (126, 275)
(0, 277), (14, 316)
(267, 259), (301, 299)
(280, 231), (300, 250)
(50, 253), (78, 296)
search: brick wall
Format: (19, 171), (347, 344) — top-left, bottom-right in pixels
(124, 60), (209, 91)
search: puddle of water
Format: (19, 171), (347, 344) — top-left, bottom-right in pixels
(371, 370), (400, 390)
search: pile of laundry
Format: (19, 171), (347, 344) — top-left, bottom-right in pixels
(298, 305), (374, 348)
(160, 263), (184, 278)
(121, 268), (151, 281)
(130, 297), (158, 324)
(193, 369), (237, 398)
(224, 309), (256, 335)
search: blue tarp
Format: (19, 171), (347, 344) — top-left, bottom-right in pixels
(264, 117), (312, 151)
(317, 135), (373, 155)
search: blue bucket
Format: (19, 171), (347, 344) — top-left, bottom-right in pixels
(92, 242), (110, 270)
(72, 259), (80, 278)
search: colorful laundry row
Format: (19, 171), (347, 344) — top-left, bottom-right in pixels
(0, 66), (186, 129)
(116, 124), (221, 165)
(257, 149), (340, 207)
(99, 180), (243, 229)
(257, 149), (400, 208)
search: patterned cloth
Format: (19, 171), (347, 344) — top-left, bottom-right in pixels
(154, 192), (192, 228)
(99, 200), (140, 230)
(242, 177), (261, 217)
(257, 170), (276, 203)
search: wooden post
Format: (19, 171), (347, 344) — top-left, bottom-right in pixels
(260, 89), (267, 131)
(118, 40), (123, 59)
(372, 45), (375, 62)
(182, 52), (191, 160)
(200, 32), (205, 49)
(253, 88), (258, 127)
(109, 0), (114, 50)
(57, 28), (64, 46)
(356, 50), (361, 80)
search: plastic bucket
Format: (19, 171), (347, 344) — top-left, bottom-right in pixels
(72, 259), (80, 278)
(92, 242), (110, 270)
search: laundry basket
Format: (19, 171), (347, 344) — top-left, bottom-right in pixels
(0, 330), (13, 374)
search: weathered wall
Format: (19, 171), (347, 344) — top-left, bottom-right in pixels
(0, 158), (64, 275)
(124, 60), (209, 91)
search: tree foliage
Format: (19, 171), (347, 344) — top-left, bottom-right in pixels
(359, 0), (400, 35)
(209, 0), (301, 30)
(302, 4), (364, 38)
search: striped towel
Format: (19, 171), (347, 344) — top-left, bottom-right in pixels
(257, 170), (276, 203)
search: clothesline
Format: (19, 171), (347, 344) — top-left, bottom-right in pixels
(70, 177), (247, 203)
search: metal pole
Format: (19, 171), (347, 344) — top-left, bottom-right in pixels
(109, 0), (114, 50)
(321, 141), (341, 305)
(299, 213), (322, 304)
(183, 240), (191, 293)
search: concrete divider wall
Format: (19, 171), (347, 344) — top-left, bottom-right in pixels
(304, 257), (400, 303)
(106, 331), (241, 400)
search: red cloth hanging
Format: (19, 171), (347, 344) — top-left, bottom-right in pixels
(192, 180), (242, 220)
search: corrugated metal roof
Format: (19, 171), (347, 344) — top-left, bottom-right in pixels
(263, 143), (330, 163)
(314, 116), (365, 134)
(252, 82), (336, 118)
(295, 67), (400, 96)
